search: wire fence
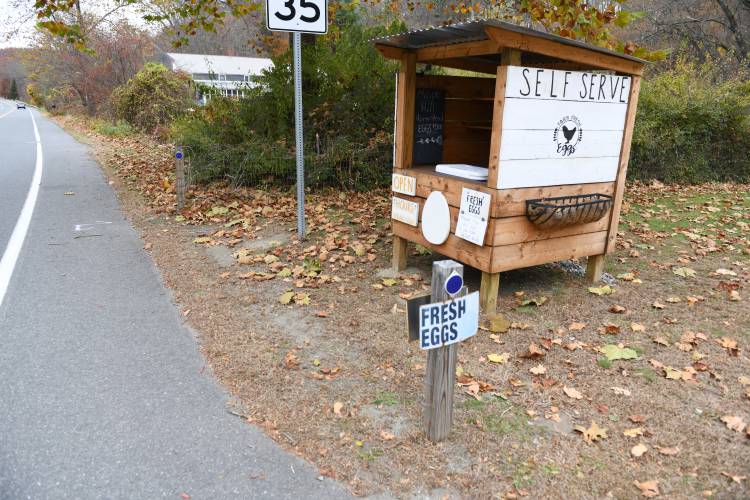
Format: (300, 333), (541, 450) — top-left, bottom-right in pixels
(180, 138), (393, 192)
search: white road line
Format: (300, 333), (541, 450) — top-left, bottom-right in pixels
(0, 101), (14, 119)
(0, 110), (43, 308)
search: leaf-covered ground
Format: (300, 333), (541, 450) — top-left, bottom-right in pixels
(59, 116), (750, 499)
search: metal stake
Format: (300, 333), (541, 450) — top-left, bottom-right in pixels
(293, 32), (306, 240)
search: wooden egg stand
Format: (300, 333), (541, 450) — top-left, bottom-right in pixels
(375, 21), (645, 313)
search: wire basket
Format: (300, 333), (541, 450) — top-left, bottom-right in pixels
(526, 193), (613, 229)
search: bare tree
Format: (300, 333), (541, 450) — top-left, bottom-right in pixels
(629, 0), (749, 63)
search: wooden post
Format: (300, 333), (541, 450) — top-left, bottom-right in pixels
(606, 76), (642, 253)
(392, 235), (408, 272)
(424, 260), (462, 442)
(586, 255), (605, 284)
(479, 271), (500, 314)
(394, 52), (416, 171)
(487, 48), (521, 189)
(175, 146), (186, 211)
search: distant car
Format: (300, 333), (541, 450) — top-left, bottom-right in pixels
(16, 102), (26, 109)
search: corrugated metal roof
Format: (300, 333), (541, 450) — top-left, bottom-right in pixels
(372, 19), (645, 64)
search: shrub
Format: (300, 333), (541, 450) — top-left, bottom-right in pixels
(111, 62), (194, 132)
(630, 60), (750, 183)
(171, 10), (403, 191)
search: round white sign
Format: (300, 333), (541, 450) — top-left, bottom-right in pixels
(421, 191), (451, 245)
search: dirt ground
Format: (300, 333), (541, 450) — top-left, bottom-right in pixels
(58, 116), (750, 499)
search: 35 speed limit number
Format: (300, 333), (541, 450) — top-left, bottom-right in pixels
(266, 0), (328, 34)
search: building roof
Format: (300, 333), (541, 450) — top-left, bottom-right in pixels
(372, 19), (645, 65)
(165, 53), (273, 76)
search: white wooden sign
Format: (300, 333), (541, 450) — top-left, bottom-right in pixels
(392, 173), (417, 196)
(421, 191), (451, 245)
(419, 292), (479, 350)
(455, 188), (491, 246)
(266, 0), (328, 34)
(497, 66), (631, 189)
(392, 197), (419, 226)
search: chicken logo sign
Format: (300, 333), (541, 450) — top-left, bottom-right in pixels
(498, 66), (631, 189)
(552, 115), (583, 157)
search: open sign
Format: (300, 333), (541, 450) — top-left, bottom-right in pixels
(418, 292), (479, 350)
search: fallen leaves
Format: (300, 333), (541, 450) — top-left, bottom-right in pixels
(656, 446), (679, 456)
(379, 430), (395, 441)
(487, 353), (510, 364)
(721, 415), (746, 433)
(520, 343), (545, 359)
(718, 336), (740, 356)
(487, 314), (511, 333)
(611, 386), (632, 396)
(283, 350), (300, 369)
(721, 471), (747, 484)
(601, 344), (638, 361)
(631, 322), (646, 333)
(623, 427), (644, 438)
(563, 386), (583, 400)
(333, 401), (344, 416)
(631, 443), (648, 458)
(588, 285), (614, 296)
(278, 290), (310, 306)
(574, 420), (607, 444)
(609, 304), (627, 314)
(634, 479), (660, 497)
(529, 364), (546, 375)
(673, 267), (697, 278)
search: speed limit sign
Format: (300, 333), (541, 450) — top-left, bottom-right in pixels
(266, 0), (328, 34)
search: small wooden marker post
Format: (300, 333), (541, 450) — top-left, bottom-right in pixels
(424, 259), (462, 442)
(175, 146), (186, 210)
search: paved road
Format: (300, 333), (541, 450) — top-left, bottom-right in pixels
(0, 101), (350, 500)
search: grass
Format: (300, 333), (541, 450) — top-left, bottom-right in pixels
(372, 391), (399, 406)
(94, 119), (133, 137)
(634, 367), (657, 383)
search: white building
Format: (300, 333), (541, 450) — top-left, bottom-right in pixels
(161, 53), (274, 103)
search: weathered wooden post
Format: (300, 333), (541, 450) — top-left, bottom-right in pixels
(424, 260), (462, 442)
(175, 146), (185, 211)
(408, 259), (478, 442)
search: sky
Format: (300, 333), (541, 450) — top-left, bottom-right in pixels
(0, 1), (148, 49)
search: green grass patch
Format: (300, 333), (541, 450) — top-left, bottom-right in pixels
(634, 368), (657, 383)
(372, 391), (399, 406)
(94, 120), (133, 137)
(462, 398), (486, 410)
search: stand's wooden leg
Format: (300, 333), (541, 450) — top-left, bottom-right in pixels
(586, 255), (605, 283)
(392, 235), (408, 272)
(480, 272), (500, 314)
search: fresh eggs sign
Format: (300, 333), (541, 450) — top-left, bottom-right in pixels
(418, 292), (479, 350)
(497, 66), (632, 190)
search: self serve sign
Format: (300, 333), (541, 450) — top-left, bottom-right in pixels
(419, 292), (479, 350)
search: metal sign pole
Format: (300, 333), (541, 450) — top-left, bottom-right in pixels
(293, 32), (306, 240)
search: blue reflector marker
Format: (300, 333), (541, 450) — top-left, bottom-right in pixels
(445, 272), (463, 296)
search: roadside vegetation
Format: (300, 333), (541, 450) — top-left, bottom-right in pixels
(6, 0), (750, 497)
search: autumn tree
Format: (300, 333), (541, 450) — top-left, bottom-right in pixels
(9, 79), (18, 99)
(24, 19), (153, 114)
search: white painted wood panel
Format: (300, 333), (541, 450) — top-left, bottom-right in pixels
(496, 65), (630, 189)
(497, 156), (620, 189)
(501, 98), (628, 131)
(499, 129), (624, 161)
(505, 66), (632, 104)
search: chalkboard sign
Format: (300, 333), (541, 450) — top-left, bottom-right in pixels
(413, 88), (445, 165)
